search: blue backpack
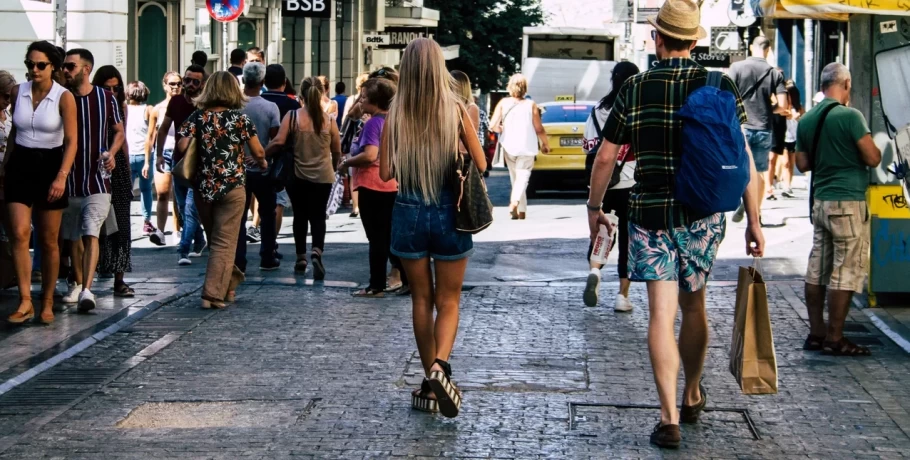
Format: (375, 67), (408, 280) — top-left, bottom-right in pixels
(675, 71), (749, 214)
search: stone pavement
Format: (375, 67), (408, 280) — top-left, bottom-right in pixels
(0, 171), (909, 458)
(0, 276), (909, 458)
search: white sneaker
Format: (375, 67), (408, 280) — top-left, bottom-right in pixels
(149, 230), (166, 246)
(62, 284), (82, 303)
(614, 294), (634, 312)
(583, 268), (601, 307)
(731, 203), (745, 223)
(77, 289), (96, 313)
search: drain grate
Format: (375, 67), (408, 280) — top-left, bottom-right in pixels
(568, 402), (761, 441)
(122, 316), (207, 332)
(0, 389), (81, 407)
(843, 323), (871, 334)
(847, 336), (884, 346)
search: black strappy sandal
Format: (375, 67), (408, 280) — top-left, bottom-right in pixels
(803, 334), (825, 351)
(822, 337), (872, 356)
(411, 379), (438, 413)
(311, 252), (325, 281)
(428, 359), (462, 418)
(113, 282), (135, 298)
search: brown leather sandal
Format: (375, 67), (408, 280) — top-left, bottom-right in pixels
(822, 337), (872, 356)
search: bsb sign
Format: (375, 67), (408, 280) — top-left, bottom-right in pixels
(281, 0), (331, 19)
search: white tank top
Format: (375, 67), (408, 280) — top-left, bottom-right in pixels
(126, 104), (149, 156)
(155, 103), (176, 151)
(500, 98), (539, 157)
(13, 80), (67, 148)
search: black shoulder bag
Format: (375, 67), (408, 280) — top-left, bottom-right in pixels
(589, 107), (628, 189)
(807, 102), (841, 220)
(269, 109), (297, 189)
(453, 117), (494, 234)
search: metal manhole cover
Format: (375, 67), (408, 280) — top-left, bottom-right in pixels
(569, 403), (760, 441)
(403, 353), (588, 392)
(116, 399), (317, 429)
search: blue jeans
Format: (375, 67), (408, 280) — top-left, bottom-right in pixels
(129, 154), (154, 221)
(174, 181), (205, 255)
(745, 129), (772, 173)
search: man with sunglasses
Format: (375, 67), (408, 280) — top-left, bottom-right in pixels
(156, 65), (207, 261)
(59, 48), (124, 313)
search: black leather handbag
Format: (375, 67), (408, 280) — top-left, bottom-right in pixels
(269, 110), (297, 189)
(452, 148), (494, 234)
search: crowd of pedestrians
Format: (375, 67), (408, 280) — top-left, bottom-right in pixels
(0, 0), (884, 447)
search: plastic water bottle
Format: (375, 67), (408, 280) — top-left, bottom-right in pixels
(590, 211), (620, 265)
(99, 149), (112, 180)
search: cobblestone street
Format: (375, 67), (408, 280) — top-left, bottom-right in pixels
(0, 173), (908, 458)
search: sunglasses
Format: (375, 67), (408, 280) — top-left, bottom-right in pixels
(62, 62), (78, 72)
(183, 77), (201, 86)
(167, 81), (183, 88)
(24, 60), (52, 71)
(104, 85), (123, 93)
(651, 30), (658, 41)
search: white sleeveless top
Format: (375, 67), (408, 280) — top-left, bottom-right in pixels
(126, 104), (149, 156)
(500, 98), (539, 157)
(155, 103), (176, 151)
(13, 80), (67, 148)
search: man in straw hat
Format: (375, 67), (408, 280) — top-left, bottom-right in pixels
(586, 0), (765, 449)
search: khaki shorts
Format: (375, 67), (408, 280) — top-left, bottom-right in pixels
(62, 194), (112, 241)
(806, 200), (869, 293)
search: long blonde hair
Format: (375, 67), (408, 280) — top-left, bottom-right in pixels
(300, 76), (325, 133)
(194, 71), (246, 110)
(387, 38), (463, 203)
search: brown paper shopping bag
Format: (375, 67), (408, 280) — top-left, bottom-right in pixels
(729, 262), (778, 395)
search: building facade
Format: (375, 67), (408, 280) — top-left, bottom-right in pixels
(1, 0), (440, 105)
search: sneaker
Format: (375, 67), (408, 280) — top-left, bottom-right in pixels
(781, 189), (795, 198)
(614, 294), (633, 312)
(142, 221), (156, 235)
(583, 268), (600, 307)
(767, 194), (777, 201)
(260, 258), (280, 271)
(731, 203), (745, 223)
(77, 289), (96, 313)
(246, 226), (261, 243)
(649, 423), (681, 449)
(149, 230), (166, 246)
(189, 239), (207, 257)
(178, 254), (192, 266)
(62, 283), (82, 304)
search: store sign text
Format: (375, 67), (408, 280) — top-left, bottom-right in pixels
(281, 0), (330, 18)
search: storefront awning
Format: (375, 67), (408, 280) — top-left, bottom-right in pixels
(752, 0), (910, 20)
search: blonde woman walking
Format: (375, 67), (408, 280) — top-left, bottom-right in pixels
(176, 71), (267, 309)
(490, 74), (549, 220)
(379, 38), (486, 418)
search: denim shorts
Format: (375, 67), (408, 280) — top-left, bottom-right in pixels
(745, 129), (772, 172)
(156, 149), (174, 173)
(390, 190), (474, 261)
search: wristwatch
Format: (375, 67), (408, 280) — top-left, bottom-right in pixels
(586, 201), (601, 212)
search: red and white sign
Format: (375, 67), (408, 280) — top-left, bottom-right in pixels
(207, 0), (245, 23)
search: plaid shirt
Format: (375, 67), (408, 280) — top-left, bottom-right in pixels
(601, 58), (747, 230)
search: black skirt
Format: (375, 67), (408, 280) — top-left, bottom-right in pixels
(98, 149), (132, 274)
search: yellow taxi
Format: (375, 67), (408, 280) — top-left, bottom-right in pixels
(529, 101), (596, 195)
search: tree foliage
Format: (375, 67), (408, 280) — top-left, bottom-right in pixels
(426, 0), (545, 93)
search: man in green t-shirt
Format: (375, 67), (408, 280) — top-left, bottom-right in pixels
(795, 62), (881, 356)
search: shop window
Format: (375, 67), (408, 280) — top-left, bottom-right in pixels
(875, 45), (910, 136)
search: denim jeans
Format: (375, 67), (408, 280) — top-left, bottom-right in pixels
(129, 154), (154, 221)
(744, 129), (773, 173)
(235, 172), (277, 272)
(174, 181), (205, 256)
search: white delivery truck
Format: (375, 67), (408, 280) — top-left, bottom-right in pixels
(521, 27), (621, 103)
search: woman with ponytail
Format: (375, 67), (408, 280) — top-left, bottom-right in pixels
(266, 76), (341, 279)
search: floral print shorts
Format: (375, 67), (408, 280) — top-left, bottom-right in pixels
(628, 213), (726, 292)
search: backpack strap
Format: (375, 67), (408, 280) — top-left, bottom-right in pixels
(808, 102), (841, 218)
(706, 71), (724, 89)
(591, 106), (603, 136)
(740, 67), (774, 100)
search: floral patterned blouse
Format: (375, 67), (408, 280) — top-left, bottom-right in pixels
(179, 109), (257, 203)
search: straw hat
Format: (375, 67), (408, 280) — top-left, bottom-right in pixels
(647, 0), (707, 41)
